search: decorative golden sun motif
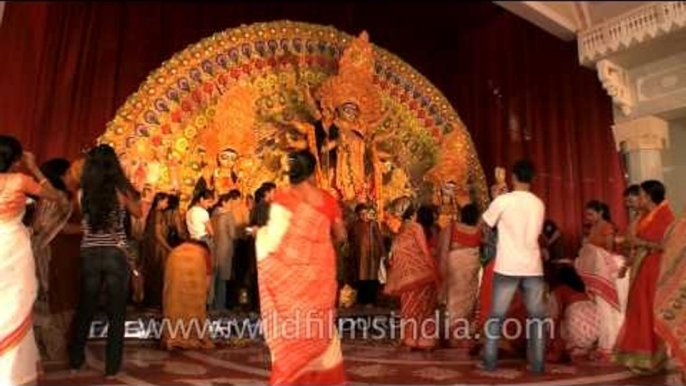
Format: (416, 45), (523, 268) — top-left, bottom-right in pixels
(98, 20), (487, 210)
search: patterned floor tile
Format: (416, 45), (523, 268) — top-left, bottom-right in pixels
(347, 364), (398, 378)
(245, 353), (269, 365)
(37, 340), (682, 385)
(473, 368), (524, 380)
(162, 361), (209, 376)
(412, 366), (462, 381)
(175, 377), (266, 385)
(346, 348), (391, 358)
(547, 364), (579, 375)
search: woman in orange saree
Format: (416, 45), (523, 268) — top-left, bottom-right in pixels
(615, 180), (675, 373)
(256, 150), (347, 385)
(384, 197), (440, 351)
(654, 209), (686, 382)
(161, 241), (214, 350)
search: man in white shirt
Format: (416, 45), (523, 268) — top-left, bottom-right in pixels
(186, 190), (215, 242)
(186, 189), (216, 306)
(480, 159), (547, 374)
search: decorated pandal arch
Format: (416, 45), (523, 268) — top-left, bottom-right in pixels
(98, 20), (489, 222)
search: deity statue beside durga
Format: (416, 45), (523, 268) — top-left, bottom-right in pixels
(97, 21), (489, 218)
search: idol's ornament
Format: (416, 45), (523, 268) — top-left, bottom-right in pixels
(98, 21), (488, 211)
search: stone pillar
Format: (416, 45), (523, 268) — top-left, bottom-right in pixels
(613, 116), (669, 183)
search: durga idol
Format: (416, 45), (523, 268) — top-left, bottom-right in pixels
(214, 148), (239, 195)
(313, 31), (385, 204)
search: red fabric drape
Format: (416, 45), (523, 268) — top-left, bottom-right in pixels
(0, 2), (625, 250)
(450, 13), (627, 254)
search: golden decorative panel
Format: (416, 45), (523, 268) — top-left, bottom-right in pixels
(98, 21), (488, 210)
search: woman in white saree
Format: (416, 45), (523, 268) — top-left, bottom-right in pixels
(437, 204), (482, 348)
(0, 135), (64, 385)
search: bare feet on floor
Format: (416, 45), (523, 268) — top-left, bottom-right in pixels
(104, 371), (126, 380)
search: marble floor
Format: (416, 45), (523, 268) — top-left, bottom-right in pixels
(39, 340), (683, 385)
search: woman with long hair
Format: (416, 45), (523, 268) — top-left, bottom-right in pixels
(165, 193), (187, 248)
(437, 203), (482, 348)
(141, 192), (171, 308)
(0, 135), (64, 385)
(615, 180), (675, 373)
(256, 150), (347, 385)
(417, 205), (439, 259)
(68, 144), (142, 378)
(31, 158), (82, 364)
(384, 196), (440, 351)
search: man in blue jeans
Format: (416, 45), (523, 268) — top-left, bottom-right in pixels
(480, 159), (547, 374)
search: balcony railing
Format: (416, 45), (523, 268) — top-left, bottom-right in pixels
(578, 1), (686, 65)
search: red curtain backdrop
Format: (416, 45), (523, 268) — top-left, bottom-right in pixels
(449, 12), (628, 254)
(0, 2), (626, 253)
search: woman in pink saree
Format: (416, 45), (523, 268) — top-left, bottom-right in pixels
(655, 208), (686, 382)
(384, 196), (440, 350)
(256, 150), (347, 385)
(0, 135), (64, 385)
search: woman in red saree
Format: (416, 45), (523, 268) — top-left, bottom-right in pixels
(654, 209), (686, 382)
(256, 150), (347, 385)
(615, 180), (675, 373)
(384, 197), (440, 350)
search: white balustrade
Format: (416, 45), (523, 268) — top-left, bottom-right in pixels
(578, 1), (686, 64)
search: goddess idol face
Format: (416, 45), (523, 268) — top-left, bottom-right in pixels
(217, 148), (238, 169)
(441, 181), (457, 198)
(381, 159), (393, 174)
(337, 102), (360, 123)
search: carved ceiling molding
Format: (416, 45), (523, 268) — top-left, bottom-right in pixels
(597, 59), (635, 116)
